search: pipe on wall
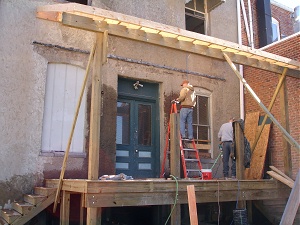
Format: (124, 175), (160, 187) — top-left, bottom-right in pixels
(237, 0), (245, 120)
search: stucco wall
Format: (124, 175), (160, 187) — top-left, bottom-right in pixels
(0, 0), (240, 206)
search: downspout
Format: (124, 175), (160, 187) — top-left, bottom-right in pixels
(248, 0), (254, 48)
(237, 0), (245, 120)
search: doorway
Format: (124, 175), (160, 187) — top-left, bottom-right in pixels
(116, 78), (159, 178)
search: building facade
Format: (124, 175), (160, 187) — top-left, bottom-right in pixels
(0, 0), (240, 206)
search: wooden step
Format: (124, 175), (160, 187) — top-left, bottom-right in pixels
(0, 216), (8, 225)
(0, 209), (21, 224)
(12, 201), (34, 215)
(23, 194), (46, 205)
(34, 187), (56, 196)
(45, 179), (59, 188)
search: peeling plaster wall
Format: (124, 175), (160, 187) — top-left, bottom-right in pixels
(0, 0), (240, 206)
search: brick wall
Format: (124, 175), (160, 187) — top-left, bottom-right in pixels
(240, 1), (299, 179)
(271, 4), (294, 38)
(244, 36), (299, 179)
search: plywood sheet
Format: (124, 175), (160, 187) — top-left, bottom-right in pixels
(247, 124), (271, 179)
(244, 112), (260, 151)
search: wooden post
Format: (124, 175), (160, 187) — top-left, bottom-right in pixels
(169, 112), (181, 225)
(187, 185), (198, 225)
(234, 121), (245, 209)
(170, 113), (180, 177)
(53, 41), (97, 213)
(60, 191), (70, 225)
(87, 32), (104, 224)
(280, 170), (300, 225)
(278, 74), (292, 177)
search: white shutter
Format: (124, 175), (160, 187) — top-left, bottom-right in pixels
(42, 63), (86, 153)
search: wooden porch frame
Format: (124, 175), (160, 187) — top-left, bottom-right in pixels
(35, 3), (300, 224)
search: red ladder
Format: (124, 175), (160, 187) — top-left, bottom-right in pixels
(160, 102), (202, 178)
(180, 138), (202, 178)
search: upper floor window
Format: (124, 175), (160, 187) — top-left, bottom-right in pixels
(185, 0), (225, 35)
(272, 17), (280, 42)
(185, 0), (206, 34)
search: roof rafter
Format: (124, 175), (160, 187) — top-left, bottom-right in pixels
(36, 3), (300, 78)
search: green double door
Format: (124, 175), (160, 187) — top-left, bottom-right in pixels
(116, 78), (159, 178)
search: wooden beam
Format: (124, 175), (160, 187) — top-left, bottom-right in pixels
(170, 113), (181, 178)
(278, 74), (292, 177)
(269, 166), (294, 183)
(60, 191), (70, 225)
(169, 113), (181, 225)
(266, 171), (294, 188)
(83, 187), (290, 207)
(36, 4), (300, 74)
(52, 41), (97, 213)
(58, 12), (300, 79)
(279, 170), (300, 225)
(187, 185), (198, 225)
(251, 68), (288, 152)
(87, 32), (104, 225)
(223, 52), (300, 151)
(234, 122), (246, 209)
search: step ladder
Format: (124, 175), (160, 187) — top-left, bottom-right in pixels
(160, 102), (202, 179)
(180, 138), (202, 178)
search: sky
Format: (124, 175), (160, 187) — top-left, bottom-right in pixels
(272, 0), (300, 9)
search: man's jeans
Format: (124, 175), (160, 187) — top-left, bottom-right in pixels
(180, 108), (193, 139)
(222, 141), (236, 177)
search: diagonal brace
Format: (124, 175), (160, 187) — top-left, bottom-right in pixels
(251, 68), (288, 151)
(222, 52), (299, 151)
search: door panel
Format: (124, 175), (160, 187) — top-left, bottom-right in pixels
(116, 99), (156, 178)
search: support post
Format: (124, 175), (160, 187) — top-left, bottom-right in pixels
(60, 191), (70, 225)
(169, 112), (181, 225)
(278, 74), (292, 177)
(234, 122), (246, 209)
(222, 52), (299, 151)
(53, 41), (97, 213)
(87, 32), (105, 225)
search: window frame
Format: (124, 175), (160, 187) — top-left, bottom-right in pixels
(271, 17), (280, 42)
(192, 87), (212, 150)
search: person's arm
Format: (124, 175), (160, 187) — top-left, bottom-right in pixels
(176, 88), (187, 102)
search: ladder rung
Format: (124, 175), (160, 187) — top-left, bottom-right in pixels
(185, 159), (199, 162)
(187, 169), (202, 172)
(183, 148), (196, 151)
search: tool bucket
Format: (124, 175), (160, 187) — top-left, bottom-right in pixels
(233, 208), (248, 225)
(201, 169), (212, 180)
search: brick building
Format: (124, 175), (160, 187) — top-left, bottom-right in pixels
(241, 0), (299, 179)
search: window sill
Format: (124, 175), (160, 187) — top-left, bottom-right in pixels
(39, 151), (87, 158)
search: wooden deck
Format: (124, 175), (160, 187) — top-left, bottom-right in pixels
(45, 178), (290, 208)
